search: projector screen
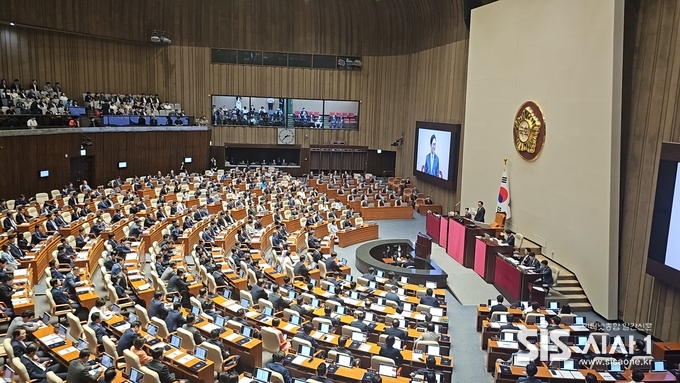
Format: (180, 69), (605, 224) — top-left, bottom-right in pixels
(647, 143), (680, 288)
(412, 122), (461, 189)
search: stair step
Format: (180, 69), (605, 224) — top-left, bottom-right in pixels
(563, 294), (589, 304)
(557, 280), (580, 287)
(554, 286), (583, 292)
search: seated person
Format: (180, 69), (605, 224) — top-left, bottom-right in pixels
(419, 288), (440, 308)
(294, 323), (320, 352)
(266, 351), (292, 383)
(21, 343), (68, 382)
(131, 336), (152, 365)
(517, 362), (542, 383)
(309, 363), (333, 383)
(378, 335), (404, 365)
(488, 295), (507, 317)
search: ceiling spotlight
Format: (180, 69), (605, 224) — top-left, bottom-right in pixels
(151, 33), (160, 43)
(9, 22), (15, 26)
(160, 35), (171, 44)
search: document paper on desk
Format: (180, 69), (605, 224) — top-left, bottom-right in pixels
(202, 323), (219, 332)
(599, 373), (615, 381)
(283, 323), (297, 331)
(358, 344), (372, 352)
(166, 350), (183, 359)
(571, 371), (584, 379)
(293, 355), (308, 365)
(177, 355), (196, 364)
(58, 346), (78, 356)
(226, 333), (240, 342)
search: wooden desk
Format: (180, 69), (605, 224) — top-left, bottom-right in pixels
(446, 218), (496, 269)
(360, 205), (413, 220)
(493, 254), (540, 302)
(416, 204), (441, 215)
(493, 361), (678, 383)
(652, 342), (680, 366)
(474, 237), (514, 283)
(337, 224), (379, 248)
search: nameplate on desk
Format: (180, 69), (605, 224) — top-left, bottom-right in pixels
(58, 346), (78, 355)
(165, 350), (183, 359)
(369, 304), (385, 311)
(312, 332), (324, 339)
(129, 275), (144, 282)
(489, 322), (501, 329)
(176, 355), (196, 364)
(131, 242), (141, 247)
(598, 373), (616, 381)
(225, 333), (240, 342)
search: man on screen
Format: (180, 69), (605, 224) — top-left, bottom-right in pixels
(422, 134), (441, 177)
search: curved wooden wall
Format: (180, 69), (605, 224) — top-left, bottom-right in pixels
(0, 0), (469, 56)
(620, 0), (680, 341)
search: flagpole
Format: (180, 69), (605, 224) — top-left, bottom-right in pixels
(504, 157), (507, 171)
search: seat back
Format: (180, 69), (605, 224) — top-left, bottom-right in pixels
(46, 371), (64, 383)
(342, 325), (362, 336)
(102, 336), (119, 360)
(261, 327), (282, 353)
(140, 366), (161, 383)
(150, 317), (170, 339)
(82, 325), (99, 355)
(371, 355), (396, 370)
(414, 339), (439, 352)
(629, 356), (654, 370)
(356, 277), (369, 286)
(123, 349), (142, 375)
(227, 320), (243, 332)
(240, 291), (253, 307)
(312, 317), (333, 328)
(135, 305), (151, 328)
(525, 313), (544, 325)
(259, 298), (274, 312)
(3, 338), (15, 362)
(415, 304), (432, 313)
(201, 341), (225, 375)
(12, 357), (30, 383)
(66, 313), (84, 341)
(515, 233), (524, 248)
(490, 312), (510, 321)
(282, 309), (298, 321)
(318, 262), (329, 278)
(176, 327), (196, 351)
(557, 314), (576, 325)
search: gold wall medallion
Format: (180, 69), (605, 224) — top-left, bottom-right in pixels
(513, 101), (546, 161)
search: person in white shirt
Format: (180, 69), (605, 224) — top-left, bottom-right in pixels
(88, 298), (113, 322)
(27, 117), (38, 129)
(329, 220), (339, 234)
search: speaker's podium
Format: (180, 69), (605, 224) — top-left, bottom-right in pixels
(415, 232), (432, 261)
(446, 217), (496, 268)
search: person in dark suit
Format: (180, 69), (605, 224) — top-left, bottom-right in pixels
(181, 315), (204, 345)
(384, 286), (403, 309)
(517, 363), (543, 383)
(384, 319), (407, 341)
(165, 303), (185, 332)
(147, 292), (168, 320)
(146, 348), (184, 383)
(250, 279), (268, 303)
(50, 278), (81, 312)
(117, 321), (142, 356)
(422, 134), (440, 177)
(325, 252), (340, 273)
(128, 218), (142, 240)
(266, 351), (292, 383)
(293, 261), (310, 278)
(11, 327), (31, 358)
(320, 306), (340, 327)
(30, 226), (48, 246)
(289, 297), (313, 317)
(362, 267), (377, 281)
(474, 201), (486, 222)
(67, 349), (102, 383)
(88, 312), (111, 344)
(499, 315), (520, 332)
(419, 288), (440, 308)
(533, 260), (554, 287)
(309, 363), (333, 383)
(488, 295), (507, 317)
(295, 323), (320, 352)
(21, 343), (68, 382)
(378, 335), (404, 365)
(350, 312), (369, 332)
(268, 284), (289, 311)
(167, 269), (191, 307)
(546, 316), (562, 331)
(3, 212), (17, 232)
(522, 252), (540, 269)
(206, 329), (232, 360)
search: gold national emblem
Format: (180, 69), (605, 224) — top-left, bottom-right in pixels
(513, 101), (545, 161)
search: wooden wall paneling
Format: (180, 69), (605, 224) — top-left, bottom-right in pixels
(620, 0), (680, 340)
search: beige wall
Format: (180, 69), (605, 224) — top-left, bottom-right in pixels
(461, 0), (624, 318)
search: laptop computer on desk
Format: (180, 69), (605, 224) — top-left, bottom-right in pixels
(349, 332), (366, 349)
(190, 346), (208, 371)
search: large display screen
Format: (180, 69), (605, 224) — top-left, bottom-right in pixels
(211, 95), (359, 129)
(647, 143), (680, 288)
(412, 122), (461, 189)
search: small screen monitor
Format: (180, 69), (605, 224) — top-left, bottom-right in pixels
(426, 281), (437, 288)
(350, 291), (360, 300)
(400, 276), (409, 284)
(39, 170), (49, 178)
(376, 270), (385, 278)
(548, 301), (560, 310)
(512, 354), (532, 367)
(311, 298), (319, 308)
(378, 364), (398, 378)
(184, 157), (193, 163)
(240, 298), (251, 308)
(129, 313), (138, 324)
(368, 281), (377, 289)
(254, 368), (271, 383)
(398, 319), (406, 329)
(101, 353), (114, 368)
(191, 306), (200, 316)
(651, 361), (666, 372)
(291, 316), (302, 325)
(351, 332), (366, 342)
(328, 284), (336, 294)
(609, 361), (623, 372)
(223, 289), (231, 299)
(169, 334), (182, 348)
(574, 317), (586, 325)
(195, 346), (207, 361)
(3, 366), (14, 380)
(575, 336), (588, 346)
(364, 312), (375, 322)
(502, 332), (517, 342)
(337, 353), (353, 367)
(426, 345), (440, 356)
(298, 344), (313, 357)
(129, 368), (144, 383)
(146, 324), (158, 337)
(310, 279), (317, 287)
(241, 326), (253, 338)
(262, 306), (274, 317)
(288, 291), (297, 300)
(76, 339), (88, 350)
(118, 162), (127, 169)
(345, 274), (353, 282)
(561, 359), (577, 371)
(430, 307), (444, 317)
(42, 312), (51, 325)
(393, 338), (402, 349)
(335, 306), (345, 315)
(111, 304), (120, 314)
(318, 323), (331, 334)
(215, 315), (226, 327)
(57, 324), (67, 339)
